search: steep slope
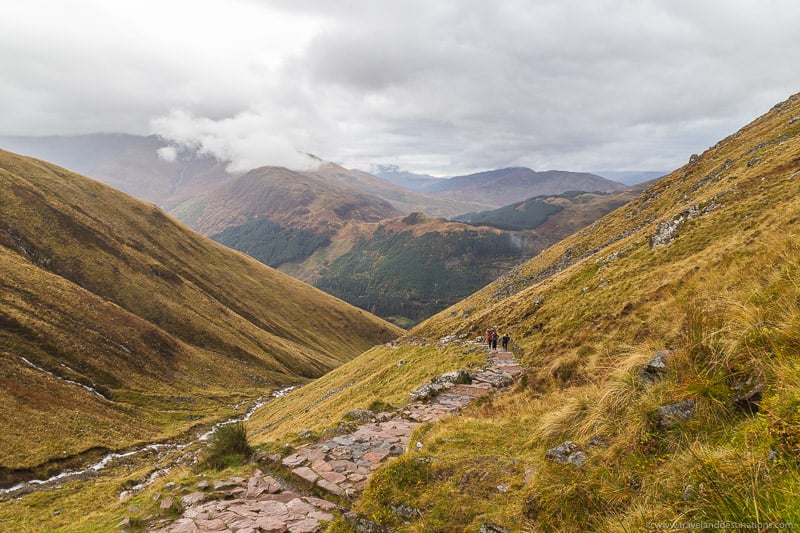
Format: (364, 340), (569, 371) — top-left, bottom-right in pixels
(427, 166), (627, 206)
(314, 189), (637, 326)
(314, 213), (533, 327)
(0, 150), (402, 477)
(247, 92), (800, 530)
(0, 133), (233, 207)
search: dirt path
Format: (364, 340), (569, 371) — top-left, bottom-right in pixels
(150, 345), (523, 532)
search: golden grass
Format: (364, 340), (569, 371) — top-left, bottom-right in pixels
(247, 343), (486, 445)
(3, 92), (800, 530)
(0, 149), (402, 472)
(309, 93), (800, 530)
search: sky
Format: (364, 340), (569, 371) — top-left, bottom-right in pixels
(1, 0), (799, 176)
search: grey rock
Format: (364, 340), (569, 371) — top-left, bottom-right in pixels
(768, 449), (780, 462)
(587, 435), (607, 448)
(544, 441), (587, 467)
(479, 524), (511, 533)
(432, 369), (472, 386)
(638, 350), (671, 386)
(390, 503), (422, 521)
(656, 398), (696, 429)
(408, 382), (449, 402)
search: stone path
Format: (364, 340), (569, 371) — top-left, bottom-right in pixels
(150, 345), (522, 532)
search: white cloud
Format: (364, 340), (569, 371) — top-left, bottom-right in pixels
(156, 145), (177, 162)
(2, 0), (799, 175)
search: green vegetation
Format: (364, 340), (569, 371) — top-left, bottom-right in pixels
(199, 422), (253, 471)
(453, 194), (567, 230)
(316, 226), (523, 324)
(212, 218), (331, 267)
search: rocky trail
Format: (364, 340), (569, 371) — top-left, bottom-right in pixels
(148, 345), (523, 533)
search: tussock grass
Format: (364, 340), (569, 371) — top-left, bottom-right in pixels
(199, 422), (252, 471)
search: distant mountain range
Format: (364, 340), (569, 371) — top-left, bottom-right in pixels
(375, 165), (627, 206)
(0, 133), (634, 325)
(171, 165), (636, 325)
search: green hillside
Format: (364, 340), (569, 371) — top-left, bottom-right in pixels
(247, 92), (800, 530)
(316, 214), (523, 326)
(453, 190), (631, 231)
(0, 150), (402, 479)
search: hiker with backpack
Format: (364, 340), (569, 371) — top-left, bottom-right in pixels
(501, 333), (510, 350)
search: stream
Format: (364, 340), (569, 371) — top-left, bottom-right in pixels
(0, 386), (295, 499)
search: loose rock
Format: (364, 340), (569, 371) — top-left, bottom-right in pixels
(545, 441), (587, 467)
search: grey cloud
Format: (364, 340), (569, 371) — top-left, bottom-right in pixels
(2, 0), (799, 175)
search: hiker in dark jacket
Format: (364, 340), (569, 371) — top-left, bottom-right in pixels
(491, 331), (498, 350)
(501, 333), (510, 350)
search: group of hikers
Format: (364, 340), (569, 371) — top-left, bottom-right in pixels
(485, 328), (510, 350)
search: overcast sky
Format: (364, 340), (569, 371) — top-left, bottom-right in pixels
(1, 0), (798, 176)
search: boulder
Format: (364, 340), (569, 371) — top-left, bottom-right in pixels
(656, 398), (696, 429)
(431, 369), (472, 386)
(637, 350), (671, 386)
(408, 382), (449, 402)
(544, 441), (587, 467)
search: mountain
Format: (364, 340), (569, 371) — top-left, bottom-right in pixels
(170, 165), (403, 268)
(371, 165), (444, 192)
(324, 164), (491, 217)
(452, 190), (634, 231)
(0, 133), (234, 208)
(314, 190), (638, 326)
(313, 212), (536, 327)
(423, 167), (627, 206)
(246, 92), (800, 530)
(0, 150), (401, 479)
(0, 135), (487, 219)
(172, 165), (634, 326)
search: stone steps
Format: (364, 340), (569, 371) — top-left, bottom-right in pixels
(156, 344), (523, 532)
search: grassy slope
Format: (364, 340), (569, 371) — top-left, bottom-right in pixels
(0, 150), (402, 473)
(249, 93), (800, 530)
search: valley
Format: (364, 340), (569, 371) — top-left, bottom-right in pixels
(1, 91), (799, 531)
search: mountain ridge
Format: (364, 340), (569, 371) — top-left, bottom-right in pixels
(0, 149), (401, 474)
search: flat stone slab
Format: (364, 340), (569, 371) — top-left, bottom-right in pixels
(292, 466), (319, 484)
